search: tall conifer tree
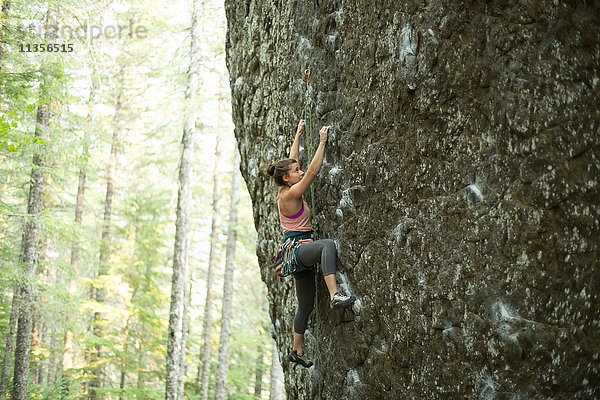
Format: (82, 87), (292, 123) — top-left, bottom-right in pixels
(11, 5), (58, 399)
(165, 0), (202, 396)
(89, 65), (125, 400)
(197, 133), (221, 400)
(214, 149), (241, 400)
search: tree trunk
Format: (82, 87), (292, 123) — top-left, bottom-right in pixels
(177, 279), (191, 400)
(214, 150), (241, 400)
(118, 209), (149, 400)
(0, 0), (10, 70)
(165, 113), (194, 400)
(177, 223), (192, 400)
(32, 177), (53, 387)
(46, 333), (58, 386)
(0, 286), (20, 397)
(34, 320), (47, 385)
(136, 340), (144, 390)
(269, 341), (284, 400)
(70, 166), (86, 267)
(11, 7), (57, 396)
(89, 68), (124, 400)
(165, 0), (202, 397)
(196, 134), (221, 400)
(0, 175), (9, 200)
(119, 315), (130, 400)
(63, 47), (97, 377)
(61, 167), (86, 372)
(254, 344), (264, 397)
(11, 7), (57, 398)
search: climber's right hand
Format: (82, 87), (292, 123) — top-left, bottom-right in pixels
(319, 126), (329, 144)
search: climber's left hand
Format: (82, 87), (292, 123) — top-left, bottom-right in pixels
(296, 119), (305, 135)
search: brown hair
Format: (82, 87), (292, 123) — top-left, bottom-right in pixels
(265, 158), (297, 187)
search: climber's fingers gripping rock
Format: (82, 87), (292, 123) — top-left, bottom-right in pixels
(297, 119), (305, 135)
(319, 126), (329, 144)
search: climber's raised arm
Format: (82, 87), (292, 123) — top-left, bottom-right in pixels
(289, 119), (304, 161)
(287, 126), (328, 199)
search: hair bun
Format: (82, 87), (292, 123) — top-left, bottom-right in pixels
(266, 164), (276, 177)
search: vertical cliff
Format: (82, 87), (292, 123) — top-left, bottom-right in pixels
(225, 1), (599, 398)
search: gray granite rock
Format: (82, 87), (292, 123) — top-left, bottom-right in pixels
(225, 1), (599, 398)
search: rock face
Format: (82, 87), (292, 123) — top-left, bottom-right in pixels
(225, 1), (599, 399)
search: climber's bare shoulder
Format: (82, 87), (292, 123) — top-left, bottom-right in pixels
(278, 187), (303, 216)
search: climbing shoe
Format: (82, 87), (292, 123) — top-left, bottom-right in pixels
(330, 292), (355, 309)
(288, 350), (313, 368)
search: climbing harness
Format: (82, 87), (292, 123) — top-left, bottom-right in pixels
(271, 231), (311, 277)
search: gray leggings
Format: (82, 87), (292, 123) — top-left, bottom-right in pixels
(293, 239), (337, 334)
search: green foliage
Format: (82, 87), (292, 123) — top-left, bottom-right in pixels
(104, 387), (164, 400)
(0, 106), (45, 153)
(29, 377), (86, 400)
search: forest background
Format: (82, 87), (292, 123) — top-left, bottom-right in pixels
(0, 0), (283, 398)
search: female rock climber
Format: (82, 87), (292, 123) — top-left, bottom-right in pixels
(266, 119), (355, 368)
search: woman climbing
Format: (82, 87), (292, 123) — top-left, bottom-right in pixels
(266, 119), (355, 368)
